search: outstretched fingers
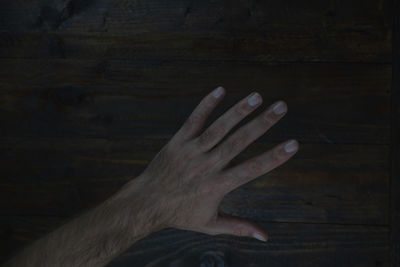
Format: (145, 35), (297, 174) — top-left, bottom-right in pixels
(208, 99), (288, 170)
(193, 92), (263, 152)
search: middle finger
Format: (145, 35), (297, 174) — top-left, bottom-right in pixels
(208, 99), (288, 169)
(192, 91), (263, 152)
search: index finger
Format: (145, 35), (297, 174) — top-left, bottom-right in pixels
(218, 139), (299, 194)
(170, 86), (226, 146)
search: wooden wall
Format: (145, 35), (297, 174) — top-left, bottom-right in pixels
(0, 0), (398, 266)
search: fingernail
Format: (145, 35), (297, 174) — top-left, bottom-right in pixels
(248, 92), (261, 106)
(213, 86), (224, 98)
(285, 140), (298, 153)
(272, 101), (287, 115)
(252, 232), (267, 242)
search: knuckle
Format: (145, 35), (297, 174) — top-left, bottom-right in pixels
(173, 142), (196, 164)
(198, 126), (222, 146)
(263, 110), (277, 125)
(188, 112), (203, 127)
(182, 141), (198, 159)
(197, 130), (211, 147)
(212, 131), (246, 166)
(189, 161), (208, 178)
(233, 103), (249, 117)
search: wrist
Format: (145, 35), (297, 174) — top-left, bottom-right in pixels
(106, 175), (166, 237)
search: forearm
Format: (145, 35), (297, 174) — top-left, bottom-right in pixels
(4, 178), (160, 267)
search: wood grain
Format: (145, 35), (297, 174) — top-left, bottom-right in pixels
(0, 59), (391, 144)
(0, 0), (394, 265)
(0, 216), (389, 267)
(390, 0), (400, 266)
(0, 137), (389, 225)
(108, 223), (389, 267)
(0, 0), (393, 62)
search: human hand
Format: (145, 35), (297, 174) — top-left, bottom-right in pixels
(118, 86), (299, 242)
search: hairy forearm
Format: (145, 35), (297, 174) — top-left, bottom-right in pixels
(4, 178), (162, 267)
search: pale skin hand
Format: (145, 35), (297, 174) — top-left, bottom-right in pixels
(4, 86), (298, 267)
(121, 86), (299, 241)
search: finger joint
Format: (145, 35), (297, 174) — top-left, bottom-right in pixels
(198, 126), (223, 148)
(233, 103), (249, 118)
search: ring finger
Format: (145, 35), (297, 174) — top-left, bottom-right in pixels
(208, 99), (288, 170)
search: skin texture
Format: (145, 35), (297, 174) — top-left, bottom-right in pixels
(132, 86), (299, 238)
(4, 86), (298, 266)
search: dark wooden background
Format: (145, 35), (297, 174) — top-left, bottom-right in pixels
(0, 0), (399, 266)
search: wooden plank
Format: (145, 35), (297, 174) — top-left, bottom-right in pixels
(0, 137), (389, 225)
(109, 223), (389, 267)
(0, 59), (391, 144)
(390, 0), (400, 266)
(0, 216), (389, 266)
(0, 0), (393, 62)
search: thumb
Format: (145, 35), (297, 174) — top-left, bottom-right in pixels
(203, 211), (268, 242)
